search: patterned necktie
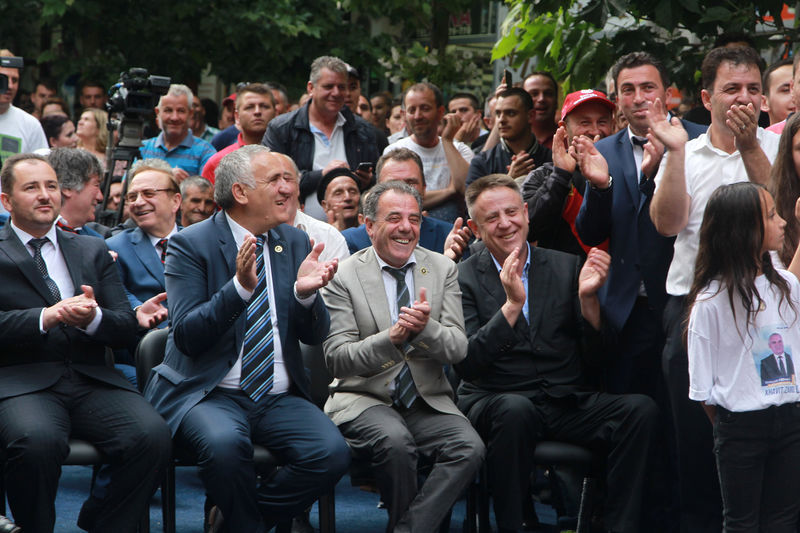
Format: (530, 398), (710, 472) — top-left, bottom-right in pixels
(28, 237), (62, 301)
(241, 235), (274, 401)
(157, 238), (169, 264)
(56, 220), (77, 234)
(384, 265), (418, 408)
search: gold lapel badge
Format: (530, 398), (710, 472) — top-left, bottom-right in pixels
(274, 245), (283, 253)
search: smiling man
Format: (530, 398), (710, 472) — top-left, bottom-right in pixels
(647, 45), (780, 533)
(0, 153), (170, 533)
(179, 175), (215, 227)
(140, 84), (217, 182)
(106, 159), (180, 329)
(263, 56), (381, 221)
(144, 145), (349, 531)
(47, 147), (107, 238)
(321, 180), (484, 533)
(318, 167), (361, 231)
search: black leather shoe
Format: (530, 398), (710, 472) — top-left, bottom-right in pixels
(0, 515), (21, 533)
(77, 495), (102, 532)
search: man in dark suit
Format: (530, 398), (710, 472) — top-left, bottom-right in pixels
(144, 146), (349, 531)
(0, 153), (170, 533)
(457, 175), (657, 533)
(342, 148), (471, 260)
(760, 333), (795, 385)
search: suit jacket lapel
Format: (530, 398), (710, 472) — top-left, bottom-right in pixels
(475, 247), (511, 314)
(356, 249), (393, 332)
(0, 224), (58, 304)
(131, 228), (166, 290)
(267, 228), (290, 348)
(616, 132), (642, 210)
(214, 212), (243, 348)
(57, 230), (83, 297)
(527, 247), (549, 339)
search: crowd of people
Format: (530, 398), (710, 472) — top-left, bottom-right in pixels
(2, 29), (800, 533)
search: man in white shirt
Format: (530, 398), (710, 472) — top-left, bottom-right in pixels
(0, 50), (47, 165)
(385, 82), (474, 223)
(649, 44), (780, 533)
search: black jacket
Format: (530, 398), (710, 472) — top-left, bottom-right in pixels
(262, 101), (383, 199)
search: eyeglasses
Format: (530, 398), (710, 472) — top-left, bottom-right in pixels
(125, 188), (174, 203)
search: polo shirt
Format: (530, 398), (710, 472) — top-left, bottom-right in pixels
(140, 130), (216, 176)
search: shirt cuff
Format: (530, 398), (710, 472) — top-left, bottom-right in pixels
(39, 308), (47, 333)
(233, 276), (254, 302)
(81, 307), (103, 335)
(294, 282), (317, 308)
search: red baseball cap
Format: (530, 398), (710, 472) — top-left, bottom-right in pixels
(222, 93), (237, 108)
(560, 89), (615, 120)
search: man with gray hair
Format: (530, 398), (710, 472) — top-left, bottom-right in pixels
(322, 179), (484, 533)
(263, 55), (382, 221)
(145, 144), (349, 531)
(47, 147), (108, 238)
(140, 83), (217, 181)
(179, 175), (215, 227)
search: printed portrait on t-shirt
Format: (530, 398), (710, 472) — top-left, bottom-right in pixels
(756, 329), (796, 387)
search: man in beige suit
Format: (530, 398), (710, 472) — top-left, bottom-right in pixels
(321, 180), (484, 533)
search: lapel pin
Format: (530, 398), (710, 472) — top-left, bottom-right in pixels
(274, 245), (283, 253)
(420, 267), (428, 275)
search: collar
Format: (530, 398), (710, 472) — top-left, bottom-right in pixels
(146, 225), (179, 247)
(489, 242), (531, 276)
(155, 130), (194, 150)
(309, 112), (346, 135)
(226, 213), (265, 249)
(500, 137), (539, 156)
(10, 220), (59, 248)
(372, 248), (417, 272)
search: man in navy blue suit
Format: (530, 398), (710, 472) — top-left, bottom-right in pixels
(47, 148), (108, 238)
(575, 51), (708, 532)
(144, 145), (349, 531)
(342, 148), (471, 261)
(106, 159), (178, 323)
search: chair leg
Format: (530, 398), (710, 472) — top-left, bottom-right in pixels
(138, 506), (150, 533)
(575, 477), (594, 533)
(318, 490), (336, 533)
(477, 465), (491, 533)
(464, 479), (478, 533)
(163, 464), (176, 533)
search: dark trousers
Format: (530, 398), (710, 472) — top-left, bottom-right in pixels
(714, 405), (800, 532)
(461, 390), (657, 533)
(606, 296), (676, 532)
(339, 403), (485, 533)
(0, 368), (171, 533)
(662, 295), (722, 533)
(177, 388), (350, 533)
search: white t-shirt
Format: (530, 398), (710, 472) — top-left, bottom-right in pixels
(655, 128), (780, 296)
(384, 135), (473, 222)
(0, 105), (48, 214)
(688, 270), (800, 411)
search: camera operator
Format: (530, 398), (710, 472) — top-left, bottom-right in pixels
(0, 49), (47, 173)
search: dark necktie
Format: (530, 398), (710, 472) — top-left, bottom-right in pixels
(241, 235), (274, 401)
(632, 136), (655, 195)
(384, 265), (418, 408)
(779, 355), (787, 376)
(56, 220), (77, 234)
(28, 237), (62, 301)
(157, 238), (169, 264)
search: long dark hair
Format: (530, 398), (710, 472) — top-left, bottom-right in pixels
(770, 112), (800, 266)
(687, 182), (796, 339)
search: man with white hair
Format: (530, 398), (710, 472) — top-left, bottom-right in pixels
(140, 83), (217, 182)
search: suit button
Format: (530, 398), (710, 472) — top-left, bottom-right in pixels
(203, 389), (209, 395)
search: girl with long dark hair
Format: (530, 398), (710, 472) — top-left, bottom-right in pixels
(770, 112), (800, 266)
(687, 181), (800, 531)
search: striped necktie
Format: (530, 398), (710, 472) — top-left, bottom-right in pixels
(240, 235), (274, 401)
(384, 265), (418, 408)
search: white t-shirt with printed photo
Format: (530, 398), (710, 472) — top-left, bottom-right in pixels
(688, 270), (800, 412)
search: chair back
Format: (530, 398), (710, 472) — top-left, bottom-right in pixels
(134, 327), (170, 392)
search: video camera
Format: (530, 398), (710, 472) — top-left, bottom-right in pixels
(98, 67), (170, 227)
(0, 56), (23, 94)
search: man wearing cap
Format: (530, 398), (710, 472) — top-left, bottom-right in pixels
(318, 167), (361, 231)
(466, 88), (552, 187)
(263, 55), (382, 221)
(0, 49), (47, 166)
(520, 89), (615, 258)
(203, 84), (276, 183)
